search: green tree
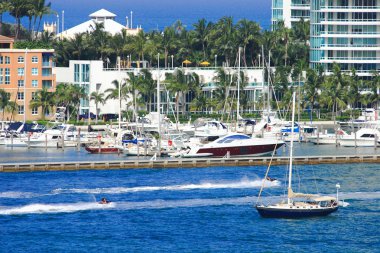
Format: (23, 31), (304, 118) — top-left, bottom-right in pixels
(90, 91), (105, 123)
(9, 0), (31, 39)
(0, 0), (11, 35)
(139, 69), (156, 112)
(29, 87), (55, 120)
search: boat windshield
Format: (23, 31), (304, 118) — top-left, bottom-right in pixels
(217, 134), (250, 143)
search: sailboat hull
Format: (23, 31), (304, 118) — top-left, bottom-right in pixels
(256, 205), (339, 218)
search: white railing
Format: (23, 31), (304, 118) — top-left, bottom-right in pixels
(320, 31), (380, 35)
(321, 44), (380, 48)
(321, 6), (380, 9)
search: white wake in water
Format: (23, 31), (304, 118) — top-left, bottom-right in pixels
(51, 178), (280, 195)
(0, 191), (39, 199)
(1, 191), (380, 215)
(0, 202), (115, 215)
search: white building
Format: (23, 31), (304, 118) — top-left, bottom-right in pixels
(310, 0), (380, 77)
(58, 9), (142, 39)
(55, 61), (267, 116)
(272, 0), (310, 29)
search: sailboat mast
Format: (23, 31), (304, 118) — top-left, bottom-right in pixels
(157, 54), (161, 157)
(288, 91), (296, 204)
(118, 56), (121, 131)
(237, 47), (241, 123)
(267, 51), (271, 113)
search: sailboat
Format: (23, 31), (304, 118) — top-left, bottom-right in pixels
(255, 92), (339, 218)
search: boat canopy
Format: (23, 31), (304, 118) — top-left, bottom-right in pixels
(217, 134), (251, 143)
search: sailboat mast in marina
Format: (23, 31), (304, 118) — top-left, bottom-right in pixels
(255, 92), (340, 218)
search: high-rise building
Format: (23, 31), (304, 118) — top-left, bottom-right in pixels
(0, 36), (55, 121)
(310, 0), (380, 77)
(272, 0), (311, 29)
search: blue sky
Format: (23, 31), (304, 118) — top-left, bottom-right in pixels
(5, 0), (272, 31)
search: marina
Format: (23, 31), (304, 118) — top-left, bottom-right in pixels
(1, 0), (380, 251)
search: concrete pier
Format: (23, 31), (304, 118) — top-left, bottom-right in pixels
(0, 154), (379, 172)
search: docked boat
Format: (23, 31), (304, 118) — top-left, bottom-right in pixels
(182, 133), (285, 158)
(338, 128), (380, 147)
(255, 92), (339, 218)
(85, 142), (121, 154)
(308, 129), (348, 145)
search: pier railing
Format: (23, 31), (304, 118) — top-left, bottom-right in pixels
(1, 155), (379, 172)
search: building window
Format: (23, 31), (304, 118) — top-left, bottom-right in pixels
(5, 68), (10, 84)
(17, 92), (24, 100)
(18, 105), (24, 115)
(0, 68), (3, 84)
(32, 56), (38, 63)
(74, 64), (80, 82)
(32, 92), (37, 100)
(5, 56), (10, 64)
(18, 80), (24, 87)
(0, 56), (3, 64)
(32, 80), (38, 87)
(18, 56), (24, 63)
(32, 107), (38, 115)
(18, 68), (24, 76)
(32, 68), (38, 75)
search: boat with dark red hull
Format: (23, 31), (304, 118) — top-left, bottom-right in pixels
(184, 133), (284, 157)
(85, 143), (121, 154)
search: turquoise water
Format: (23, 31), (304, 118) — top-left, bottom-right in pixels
(0, 162), (379, 252)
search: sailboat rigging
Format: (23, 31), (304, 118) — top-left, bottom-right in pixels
(255, 92), (340, 218)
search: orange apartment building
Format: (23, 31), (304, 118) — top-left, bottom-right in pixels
(0, 35), (55, 121)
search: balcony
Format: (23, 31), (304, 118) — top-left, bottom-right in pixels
(42, 61), (55, 68)
(320, 6), (380, 9)
(320, 57), (380, 63)
(321, 44), (380, 49)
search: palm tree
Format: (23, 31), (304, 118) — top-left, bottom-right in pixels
(9, 0), (31, 39)
(211, 16), (236, 67)
(105, 79), (129, 120)
(124, 72), (142, 120)
(67, 84), (87, 122)
(68, 33), (87, 60)
(166, 69), (188, 128)
(128, 30), (147, 62)
(0, 88), (11, 120)
(139, 69), (156, 112)
(320, 63), (347, 123)
(0, 0), (11, 35)
(213, 68), (233, 117)
(90, 91), (105, 123)
(33, 0), (53, 39)
(29, 87), (55, 120)
(304, 68), (322, 120)
(193, 18), (213, 59)
(236, 19), (261, 67)
(161, 26), (177, 68)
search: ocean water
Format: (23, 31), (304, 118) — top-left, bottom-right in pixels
(0, 163), (379, 252)
(3, 0), (272, 31)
